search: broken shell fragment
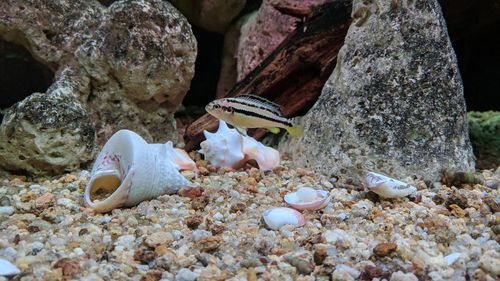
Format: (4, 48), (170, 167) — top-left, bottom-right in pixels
(364, 172), (417, 198)
(284, 187), (329, 210)
(262, 207), (306, 230)
(84, 130), (195, 213)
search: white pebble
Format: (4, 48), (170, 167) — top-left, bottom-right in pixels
(333, 264), (360, 279)
(115, 235), (136, 249)
(0, 258), (20, 276)
(175, 268), (198, 281)
(0, 207), (14, 216)
(390, 271), (419, 281)
(444, 253), (461, 266)
(57, 198), (77, 210)
(213, 212), (223, 221)
(191, 230), (212, 242)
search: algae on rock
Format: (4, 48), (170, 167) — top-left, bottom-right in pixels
(468, 111), (500, 169)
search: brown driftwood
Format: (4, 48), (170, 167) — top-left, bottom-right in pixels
(184, 0), (352, 150)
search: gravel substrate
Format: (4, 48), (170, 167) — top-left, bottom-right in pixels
(0, 156), (498, 281)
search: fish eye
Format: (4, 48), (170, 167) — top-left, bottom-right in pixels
(213, 104), (220, 109)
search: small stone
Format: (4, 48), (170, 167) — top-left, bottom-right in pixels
(0, 196), (11, 206)
(134, 249), (156, 264)
(27, 225), (40, 233)
(314, 244), (328, 265)
(145, 232), (174, 247)
(0, 206), (14, 216)
(483, 196), (499, 213)
(0, 258), (20, 276)
(186, 215), (204, 229)
(192, 230), (212, 242)
(198, 236), (221, 253)
(448, 204), (466, 218)
(492, 225), (500, 235)
(230, 202), (246, 213)
(53, 258), (80, 277)
(212, 212), (223, 221)
(332, 264), (360, 281)
(373, 242), (397, 257)
(360, 265), (391, 280)
(191, 196), (209, 210)
(284, 252), (315, 275)
(390, 271), (418, 281)
(179, 187), (204, 198)
(208, 223), (225, 235)
(444, 253), (461, 266)
(175, 268), (198, 281)
(140, 270), (163, 281)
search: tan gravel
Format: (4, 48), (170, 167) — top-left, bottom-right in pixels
(0, 157), (498, 281)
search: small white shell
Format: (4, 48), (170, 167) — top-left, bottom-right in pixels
(84, 130), (195, 213)
(284, 187), (329, 210)
(199, 120), (280, 171)
(364, 171), (417, 198)
(262, 207), (306, 230)
(0, 258), (20, 276)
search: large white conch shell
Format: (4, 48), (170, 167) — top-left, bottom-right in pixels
(199, 121), (280, 171)
(84, 130), (195, 213)
(364, 171), (417, 198)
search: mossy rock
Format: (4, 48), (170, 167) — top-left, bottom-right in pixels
(468, 111), (500, 169)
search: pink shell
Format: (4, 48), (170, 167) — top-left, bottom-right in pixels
(284, 187), (329, 210)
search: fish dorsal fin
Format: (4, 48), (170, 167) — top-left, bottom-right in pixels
(236, 94), (283, 116)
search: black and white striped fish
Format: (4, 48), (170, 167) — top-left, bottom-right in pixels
(205, 94), (303, 137)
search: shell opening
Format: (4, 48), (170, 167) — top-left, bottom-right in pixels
(88, 174), (121, 203)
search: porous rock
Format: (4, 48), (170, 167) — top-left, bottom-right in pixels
(0, 0), (197, 174)
(0, 91), (95, 175)
(0, 0), (104, 68)
(280, 0), (475, 181)
(75, 0), (197, 143)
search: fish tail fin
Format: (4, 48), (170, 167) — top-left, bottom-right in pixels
(268, 127), (280, 134)
(286, 126), (304, 138)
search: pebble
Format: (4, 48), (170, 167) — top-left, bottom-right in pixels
(0, 258), (20, 276)
(175, 268), (198, 281)
(145, 232), (174, 247)
(373, 242), (398, 257)
(191, 230), (212, 242)
(0, 206), (14, 216)
(444, 252), (461, 266)
(213, 212), (223, 221)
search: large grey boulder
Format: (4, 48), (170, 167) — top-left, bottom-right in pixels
(280, 0), (475, 181)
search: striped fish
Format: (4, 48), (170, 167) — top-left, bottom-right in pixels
(205, 94), (304, 137)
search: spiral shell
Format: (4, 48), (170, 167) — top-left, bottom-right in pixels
(84, 130), (195, 213)
(199, 120), (280, 171)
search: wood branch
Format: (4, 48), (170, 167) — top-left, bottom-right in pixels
(184, 0), (352, 150)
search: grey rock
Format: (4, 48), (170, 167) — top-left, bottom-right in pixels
(75, 0), (197, 143)
(0, 91), (95, 175)
(280, 0), (474, 181)
(0, 0), (104, 68)
(0, 0), (197, 174)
